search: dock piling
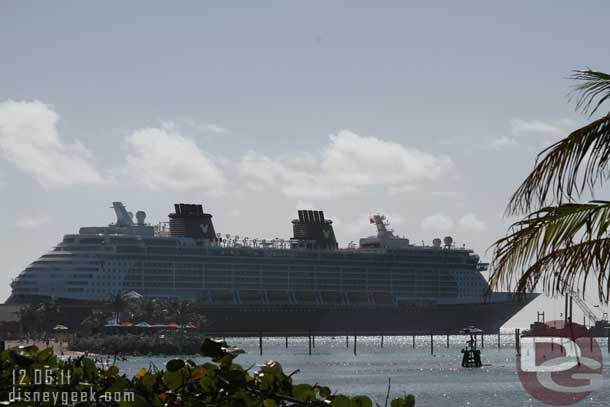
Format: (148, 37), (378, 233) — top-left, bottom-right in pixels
(430, 334), (434, 355)
(259, 332), (263, 356)
(381, 335), (384, 348)
(308, 330), (312, 355)
(346, 335), (349, 348)
(446, 334), (450, 348)
(285, 335), (288, 348)
(354, 335), (357, 356)
(412, 335), (415, 348)
(481, 334), (484, 349)
(515, 329), (521, 355)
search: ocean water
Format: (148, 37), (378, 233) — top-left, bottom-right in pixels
(113, 335), (610, 407)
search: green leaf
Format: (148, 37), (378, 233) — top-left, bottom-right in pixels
(106, 365), (119, 378)
(331, 395), (351, 407)
(319, 386), (331, 399)
(405, 394), (415, 407)
(82, 357), (98, 379)
(200, 338), (225, 359)
(37, 347), (53, 362)
(292, 383), (314, 400)
(163, 370), (183, 391)
(351, 396), (373, 407)
(166, 359), (185, 372)
(391, 398), (406, 407)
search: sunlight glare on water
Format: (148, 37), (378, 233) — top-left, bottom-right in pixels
(114, 335), (610, 407)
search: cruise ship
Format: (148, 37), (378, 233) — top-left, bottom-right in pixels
(7, 202), (537, 334)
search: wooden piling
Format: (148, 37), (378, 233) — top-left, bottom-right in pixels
(430, 334), (434, 355)
(346, 335), (349, 348)
(446, 334), (450, 348)
(381, 335), (384, 348)
(412, 335), (415, 348)
(515, 329), (521, 355)
(481, 334), (484, 349)
(259, 332), (263, 356)
(308, 331), (312, 355)
(285, 335), (288, 348)
(312, 334), (315, 348)
(497, 332), (501, 350)
(354, 335), (357, 356)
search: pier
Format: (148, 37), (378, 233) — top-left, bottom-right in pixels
(214, 329), (548, 356)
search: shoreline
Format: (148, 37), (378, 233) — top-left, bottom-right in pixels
(5, 338), (86, 358)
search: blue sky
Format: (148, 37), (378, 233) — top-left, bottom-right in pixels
(2, 1), (610, 326)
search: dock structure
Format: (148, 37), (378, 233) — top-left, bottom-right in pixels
(213, 329), (541, 358)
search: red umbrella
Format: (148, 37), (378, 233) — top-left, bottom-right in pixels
(120, 322), (134, 327)
(166, 323), (179, 328)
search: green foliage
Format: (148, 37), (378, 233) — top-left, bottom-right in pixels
(0, 338), (415, 407)
(122, 297), (207, 327)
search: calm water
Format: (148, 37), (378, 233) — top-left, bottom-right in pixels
(113, 335), (610, 407)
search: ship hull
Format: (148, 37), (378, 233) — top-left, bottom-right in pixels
(195, 296), (536, 335)
(6, 294), (536, 335)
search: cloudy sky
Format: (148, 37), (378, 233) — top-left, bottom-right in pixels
(2, 1), (610, 326)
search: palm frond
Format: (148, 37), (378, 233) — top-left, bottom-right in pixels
(507, 115), (610, 214)
(570, 69), (610, 117)
(509, 238), (610, 303)
(490, 201), (610, 301)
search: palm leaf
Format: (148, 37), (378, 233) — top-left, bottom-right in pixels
(507, 115), (610, 214)
(508, 238), (610, 303)
(570, 69), (610, 117)
(507, 69), (610, 214)
(490, 201), (610, 301)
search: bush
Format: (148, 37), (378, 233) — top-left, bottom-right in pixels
(0, 338), (415, 407)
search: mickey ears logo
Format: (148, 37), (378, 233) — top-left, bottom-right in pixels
(516, 320), (603, 405)
(322, 229), (330, 238)
(200, 223), (209, 234)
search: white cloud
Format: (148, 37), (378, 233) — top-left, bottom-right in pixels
(421, 213), (454, 232)
(458, 213), (486, 232)
(491, 118), (574, 150)
(16, 214), (50, 228)
(199, 123), (227, 134)
(0, 100), (105, 186)
(122, 125), (226, 191)
(491, 135), (516, 149)
(510, 119), (564, 137)
(239, 130), (453, 198)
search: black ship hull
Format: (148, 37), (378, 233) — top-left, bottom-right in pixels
(6, 294), (536, 335)
(201, 296), (537, 335)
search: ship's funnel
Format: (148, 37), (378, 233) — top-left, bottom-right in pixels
(291, 210), (338, 250)
(168, 203), (216, 240)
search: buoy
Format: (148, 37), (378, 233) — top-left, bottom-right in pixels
(460, 326), (483, 368)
